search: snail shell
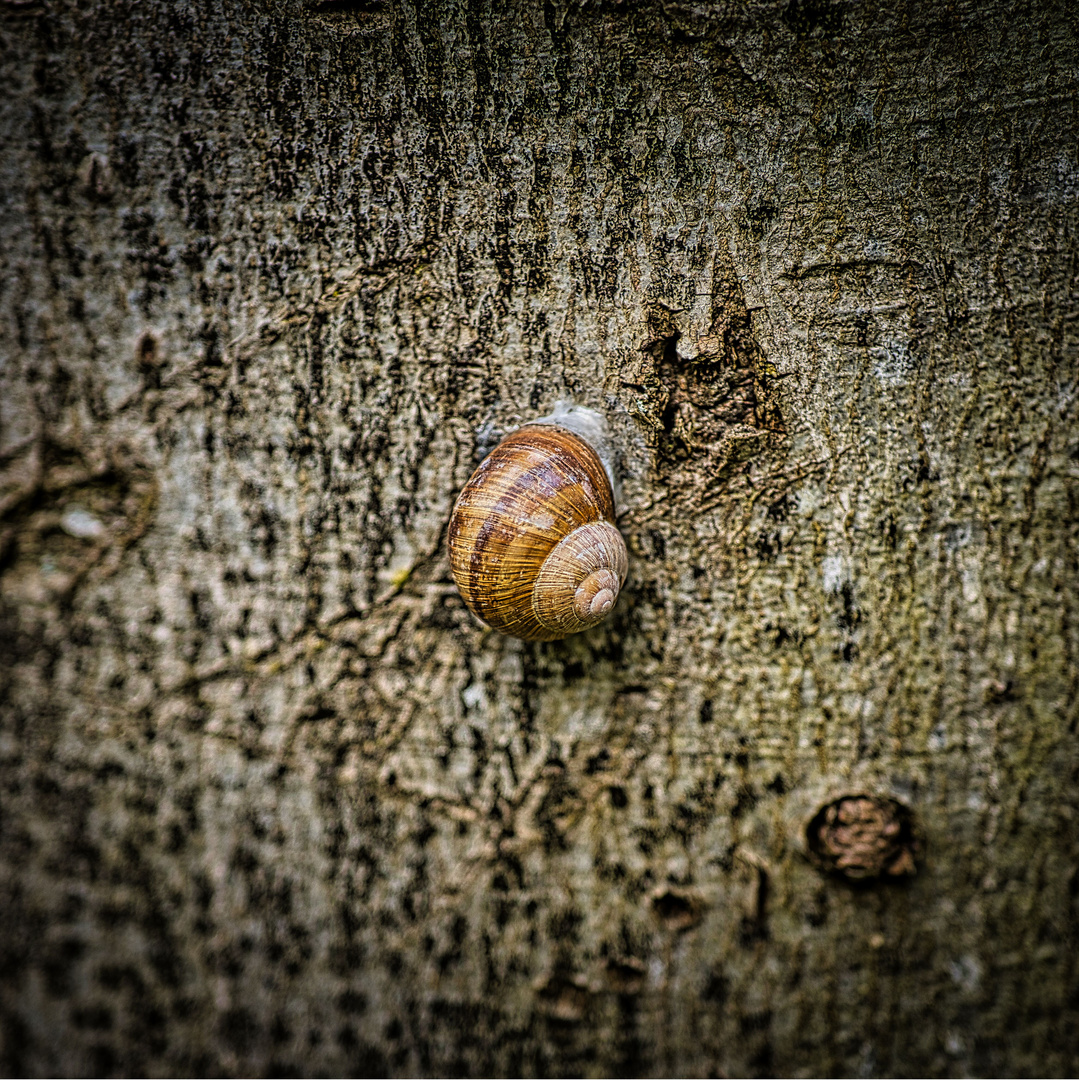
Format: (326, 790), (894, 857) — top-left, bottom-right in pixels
(448, 418), (628, 641)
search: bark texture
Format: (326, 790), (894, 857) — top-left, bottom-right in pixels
(2, 0), (1078, 1075)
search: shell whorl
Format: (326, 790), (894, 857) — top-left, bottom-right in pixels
(447, 422), (628, 641)
(532, 521), (628, 636)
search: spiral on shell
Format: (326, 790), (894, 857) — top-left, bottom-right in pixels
(447, 421), (628, 641)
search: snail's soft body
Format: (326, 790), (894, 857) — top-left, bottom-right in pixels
(448, 412), (628, 641)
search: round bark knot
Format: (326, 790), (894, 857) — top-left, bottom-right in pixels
(807, 795), (920, 881)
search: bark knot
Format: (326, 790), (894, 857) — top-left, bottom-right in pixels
(807, 794), (920, 881)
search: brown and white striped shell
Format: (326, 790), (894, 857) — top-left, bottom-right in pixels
(447, 423), (628, 641)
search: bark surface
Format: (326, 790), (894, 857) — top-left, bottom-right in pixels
(1, 0), (1077, 1075)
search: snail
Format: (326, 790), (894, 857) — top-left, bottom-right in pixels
(448, 406), (628, 641)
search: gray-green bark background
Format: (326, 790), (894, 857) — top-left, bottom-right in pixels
(1, 0), (1077, 1075)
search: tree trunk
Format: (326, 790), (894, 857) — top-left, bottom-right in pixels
(2, 0), (1077, 1075)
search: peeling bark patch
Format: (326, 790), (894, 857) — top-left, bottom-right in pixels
(650, 887), (703, 930)
(604, 956), (645, 995)
(807, 795), (920, 881)
(623, 253), (787, 506)
(536, 972), (590, 1022)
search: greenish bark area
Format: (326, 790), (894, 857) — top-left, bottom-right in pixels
(1, 0), (1077, 1075)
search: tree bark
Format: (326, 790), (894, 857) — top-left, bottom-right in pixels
(2, 0), (1077, 1075)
